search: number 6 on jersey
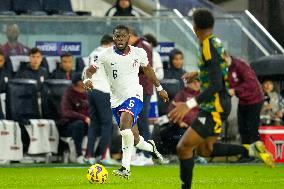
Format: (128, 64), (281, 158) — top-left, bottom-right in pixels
(129, 100), (135, 107)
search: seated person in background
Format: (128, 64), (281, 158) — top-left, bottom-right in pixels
(59, 72), (90, 164)
(1, 24), (29, 57)
(160, 78), (200, 154)
(164, 49), (186, 91)
(51, 53), (74, 80)
(260, 80), (284, 125)
(105, 0), (139, 17)
(15, 48), (49, 84)
(0, 51), (12, 93)
(0, 51), (12, 119)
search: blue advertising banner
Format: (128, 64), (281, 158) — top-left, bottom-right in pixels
(36, 41), (81, 56)
(157, 42), (175, 57)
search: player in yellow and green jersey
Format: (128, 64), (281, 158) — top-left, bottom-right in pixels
(168, 9), (275, 189)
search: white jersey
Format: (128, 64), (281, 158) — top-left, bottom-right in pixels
(91, 45), (149, 108)
(87, 46), (110, 94)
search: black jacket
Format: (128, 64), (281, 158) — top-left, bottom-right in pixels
(0, 66), (12, 93)
(15, 63), (49, 83)
(51, 68), (74, 80)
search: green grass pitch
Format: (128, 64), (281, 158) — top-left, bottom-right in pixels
(0, 164), (283, 189)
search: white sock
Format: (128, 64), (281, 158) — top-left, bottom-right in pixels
(135, 136), (153, 152)
(120, 129), (134, 171)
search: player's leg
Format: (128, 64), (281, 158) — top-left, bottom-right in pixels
(196, 137), (249, 158)
(240, 103), (275, 167)
(177, 127), (205, 189)
(137, 94), (151, 158)
(132, 124), (164, 163)
(113, 111), (134, 179)
(96, 92), (115, 164)
(238, 104), (250, 144)
(86, 90), (99, 163)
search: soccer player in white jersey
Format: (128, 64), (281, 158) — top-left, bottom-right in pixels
(83, 25), (169, 179)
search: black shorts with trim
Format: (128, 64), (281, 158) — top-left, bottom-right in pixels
(191, 110), (229, 139)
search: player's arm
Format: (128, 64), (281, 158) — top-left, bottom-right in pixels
(83, 54), (99, 91)
(143, 64), (169, 102)
(140, 48), (169, 102)
(83, 65), (96, 91)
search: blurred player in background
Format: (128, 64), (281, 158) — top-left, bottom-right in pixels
(84, 25), (169, 179)
(168, 9), (275, 189)
(83, 34), (119, 166)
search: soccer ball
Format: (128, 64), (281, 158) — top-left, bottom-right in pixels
(86, 164), (108, 184)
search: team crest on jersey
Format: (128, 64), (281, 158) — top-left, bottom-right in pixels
(93, 55), (98, 62)
(132, 59), (138, 67)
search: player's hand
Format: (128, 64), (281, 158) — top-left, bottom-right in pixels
(83, 79), (93, 91)
(179, 121), (189, 128)
(159, 90), (169, 103)
(168, 101), (190, 123)
(84, 117), (91, 126)
(182, 72), (198, 83)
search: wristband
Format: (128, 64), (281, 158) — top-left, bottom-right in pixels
(186, 98), (198, 109)
(83, 78), (92, 85)
(156, 85), (163, 92)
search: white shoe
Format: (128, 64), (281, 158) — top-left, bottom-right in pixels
(148, 140), (164, 164)
(76, 155), (85, 164)
(100, 158), (120, 166)
(131, 153), (145, 166)
(142, 156), (154, 166)
(112, 166), (131, 179)
(0, 160), (10, 164)
(85, 157), (96, 165)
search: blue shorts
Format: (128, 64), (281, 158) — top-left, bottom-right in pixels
(112, 97), (143, 127)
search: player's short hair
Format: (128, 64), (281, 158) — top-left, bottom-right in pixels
(113, 25), (129, 34)
(29, 47), (42, 55)
(143, 33), (158, 47)
(100, 34), (113, 45)
(60, 52), (73, 59)
(192, 9), (214, 29)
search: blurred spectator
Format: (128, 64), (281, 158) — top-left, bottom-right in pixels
(0, 51), (12, 93)
(260, 80), (284, 126)
(59, 72), (90, 164)
(15, 48), (49, 84)
(128, 28), (153, 164)
(143, 33), (163, 130)
(143, 33), (164, 80)
(160, 79), (200, 154)
(0, 51), (12, 119)
(51, 53), (74, 80)
(164, 49), (186, 90)
(224, 53), (264, 145)
(105, 0), (139, 17)
(84, 34), (118, 165)
(1, 24), (29, 57)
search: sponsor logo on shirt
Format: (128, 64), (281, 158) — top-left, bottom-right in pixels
(132, 59), (138, 67)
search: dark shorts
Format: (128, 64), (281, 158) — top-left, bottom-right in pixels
(112, 97), (143, 127)
(191, 111), (229, 139)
